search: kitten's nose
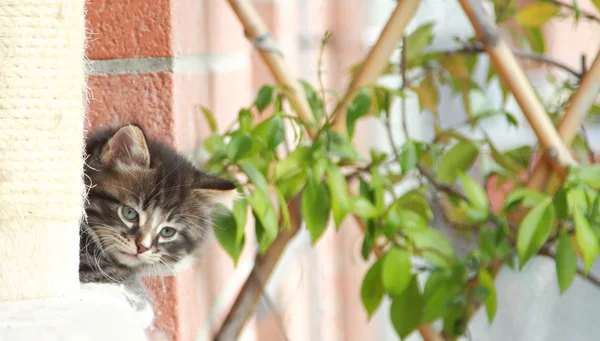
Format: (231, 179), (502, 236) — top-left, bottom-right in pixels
(136, 243), (148, 254)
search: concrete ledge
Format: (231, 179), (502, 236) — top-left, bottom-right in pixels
(0, 283), (152, 341)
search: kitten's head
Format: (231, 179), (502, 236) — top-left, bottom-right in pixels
(84, 125), (236, 273)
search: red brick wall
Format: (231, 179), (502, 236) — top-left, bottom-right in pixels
(85, 1), (369, 340)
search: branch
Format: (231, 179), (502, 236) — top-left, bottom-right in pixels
(445, 43), (582, 79)
(417, 164), (469, 202)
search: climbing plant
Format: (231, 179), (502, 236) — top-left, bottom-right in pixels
(203, 1), (600, 339)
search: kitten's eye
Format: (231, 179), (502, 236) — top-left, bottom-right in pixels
(159, 227), (177, 238)
(121, 206), (139, 221)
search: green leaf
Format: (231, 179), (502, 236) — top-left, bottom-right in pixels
(413, 74), (439, 115)
(232, 199), (248, 244)
(574, 208), (598, 274)
(326, 131), (360, 161)
(204, 133), (226, 154)
(238, 161), (269, 195)
(384, 209), (427, 237)
(266, 114), (285, 149)
(458, 173), (489, 212)
(488, 138), (523, 174)
(437, 141), (479, 183)
(505, 112), (519, 127)
(302, 172), (331, 243)
(440, 54), (468, 78)
(255, 85), (274, 112)
(400, 141), (418, 172)
(569, 165), (600, 188)
(573, 0), (581, 22)
(524, 27), (545, 54)
(351, 197), (379, 219)
(410, 228), (456, 267)
(253, 209), (278, 254)
(274, 187), (291, 230)
(213, 206), (244, 264)
(273, 146), (311, 180)
(504, 188), (548, 211)
(478, 269), (497, 323)
(227, 132), (254, 162)
(346, 89), (372, 138)
(361, 258), (385, 319)
(396, 189), (434, 221)
(567, 186), (589, 214)
(516, 3), (560, 27)
(517, 198), (554, 267)
(238, 109), (254, 131)
(249, 192), (278, 254)
(299, 79), (324, 122)
(406, 23), (434, 63)
(326, 164), (350, 227)
(592, 0), (600, 17)
(382, 247), (412, 297)
(554, 188), (569, 221)
(390, 276), (424, 339)
(200, 106), (218, 132)
(277, 169), (307, 200)
(556, 230), (577, 294)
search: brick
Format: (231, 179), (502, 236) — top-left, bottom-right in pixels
(170, 0), (206, 56)
(210, 67), (253, 127)
(172, 72), (210, 151)
(172, 67), (251, 151)
(252, 1), (300, 91)
(86, 0), (172, 59)
(87, 72), (175, 144)
(171, 0), (249, 56)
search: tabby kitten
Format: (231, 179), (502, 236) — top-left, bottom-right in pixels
(80, 124), (235, 298)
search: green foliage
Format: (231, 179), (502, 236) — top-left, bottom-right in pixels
(361, 258), (385, 319)
(556, 231), (577, 293)
(200, 5), (600, 339)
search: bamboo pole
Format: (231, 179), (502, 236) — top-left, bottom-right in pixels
(330, 0), (421, 132)
(458, 0), (576, 176)
(528, 51), (600, 190)
(225, 0), (316, 138)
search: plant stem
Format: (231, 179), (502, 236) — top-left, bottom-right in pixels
(446, 43), (582, 79)
(417, 164), (470, 202)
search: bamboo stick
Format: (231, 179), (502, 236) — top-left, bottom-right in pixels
(528, 51), (600, 190)
(225, 0), (316, 138)
(330, 0), (421, 132)
(458, 0), (576, 176)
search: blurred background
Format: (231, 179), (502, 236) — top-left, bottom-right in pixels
(85, 0), (600, 340)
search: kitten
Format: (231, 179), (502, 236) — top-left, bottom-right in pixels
(79, 124), (235, 304)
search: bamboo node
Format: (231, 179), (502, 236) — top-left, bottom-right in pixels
(468, 0), (499, 47)
(244, 31), (283, 57)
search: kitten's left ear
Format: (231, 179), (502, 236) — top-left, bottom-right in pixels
(193, 173), (238, 209)
(101, 125), (150, 167)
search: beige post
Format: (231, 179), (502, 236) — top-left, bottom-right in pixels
(528, 51), (600, 190)
(458, 0), (576, 176)
(0, 0), (85, 300)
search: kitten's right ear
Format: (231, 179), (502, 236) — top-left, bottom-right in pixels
(101, 125), (150, 167)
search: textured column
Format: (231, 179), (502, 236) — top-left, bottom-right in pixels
(0, 0), (86, 300)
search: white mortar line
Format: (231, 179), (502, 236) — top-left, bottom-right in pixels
(86, 53), (250, 76)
